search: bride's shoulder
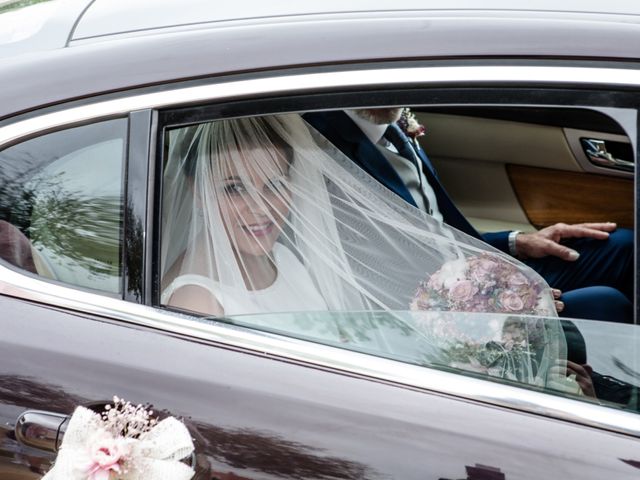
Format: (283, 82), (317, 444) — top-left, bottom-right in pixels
(162, 274), (223, 316)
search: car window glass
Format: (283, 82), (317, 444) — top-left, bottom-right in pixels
(0, 119), (127, 293)
(158, 109), (636, 413)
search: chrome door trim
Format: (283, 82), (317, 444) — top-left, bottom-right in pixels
(2, 65), (640, 146)
(1, 264), (640, 438)
(2, 64), (640, 437)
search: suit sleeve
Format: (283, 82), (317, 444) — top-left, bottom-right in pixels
(481, 231), (511, 255)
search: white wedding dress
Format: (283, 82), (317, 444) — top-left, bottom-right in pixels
(162, 243), (345, 340)
(162, 243), (329, 311)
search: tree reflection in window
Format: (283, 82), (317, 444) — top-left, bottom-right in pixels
(0, 119), (126, 292)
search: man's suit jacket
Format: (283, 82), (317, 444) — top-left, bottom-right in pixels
(303, 110), (510, 253)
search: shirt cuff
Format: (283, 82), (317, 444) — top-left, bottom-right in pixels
(508, 230), (522, 256)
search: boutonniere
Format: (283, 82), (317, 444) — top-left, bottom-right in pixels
(43, 396), (195, 480)
(397, 108), (426, 148)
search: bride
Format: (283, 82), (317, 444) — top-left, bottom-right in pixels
(160, 113), (567, 386)
(161, 116), (328, 316)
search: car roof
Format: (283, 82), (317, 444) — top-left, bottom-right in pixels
(3, 0), (640, 54)
(71, 0), (640, 41)
(2, 0), (640, 121)
(0, 0), (91, 58)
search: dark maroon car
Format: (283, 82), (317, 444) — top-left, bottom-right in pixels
(1, 1), (640, 479)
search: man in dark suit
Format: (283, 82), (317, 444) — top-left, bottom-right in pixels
(304, 108), (633, 322)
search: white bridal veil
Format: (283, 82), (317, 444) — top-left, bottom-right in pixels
(160, 113), (566, 386)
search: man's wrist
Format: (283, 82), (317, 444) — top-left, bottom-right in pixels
(508, 230), (522, 256)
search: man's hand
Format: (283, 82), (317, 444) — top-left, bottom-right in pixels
(566, 361), (596, 398)
(552, 288), (564, 313)
(549, 361), (596, 398)
(514, 222), (617, 261)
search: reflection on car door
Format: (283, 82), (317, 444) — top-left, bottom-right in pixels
(2, 296), (640, 479)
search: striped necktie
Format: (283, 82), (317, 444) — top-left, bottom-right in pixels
(383, 123), (429, 211)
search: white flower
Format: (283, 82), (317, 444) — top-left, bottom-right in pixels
(437, 259), (468, 289)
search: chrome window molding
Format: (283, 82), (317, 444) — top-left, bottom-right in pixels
(2, 65), (640, 147)
(1, 262), (640, 438)
(2, 64), (640, 436)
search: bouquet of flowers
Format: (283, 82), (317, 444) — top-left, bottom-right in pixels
(409, 253), (556, 382)
(410, 252), (554, 315)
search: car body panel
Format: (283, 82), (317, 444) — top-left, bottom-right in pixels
(0, 0), (92, 59)
(3, 10), (640, 120)
(2, 295), (640, 479)
(1, 3), (640, 479)
(70, 0), (640, 41)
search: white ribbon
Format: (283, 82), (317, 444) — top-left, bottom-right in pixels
(42, 406), (195, 480)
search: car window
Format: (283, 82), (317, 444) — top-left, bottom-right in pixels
(0, 119), (127, 293)
(157, 107), (637, 413)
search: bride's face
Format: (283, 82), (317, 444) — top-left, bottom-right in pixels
(217, 145), (291, 257)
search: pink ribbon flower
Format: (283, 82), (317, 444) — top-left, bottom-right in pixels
(85, 431), (130, 480)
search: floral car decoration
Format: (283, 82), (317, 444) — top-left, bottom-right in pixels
(42, 397), (195, 480)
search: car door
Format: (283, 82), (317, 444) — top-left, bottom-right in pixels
(416, 106), (634, 234)
(1, 63), (640, 480)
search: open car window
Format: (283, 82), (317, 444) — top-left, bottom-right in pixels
(157, 106), (637, 413)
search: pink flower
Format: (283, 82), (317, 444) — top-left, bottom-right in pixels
(498, 290), (525, 312)
(448, 280), (478, 303)
(398, 108), (426, 139)
(426, 271), (444, 290)
(476, 257), (499, 273)
(507, 272), (529, 286)
(469, 256), (499, 282)
(85, 432), (130, 480)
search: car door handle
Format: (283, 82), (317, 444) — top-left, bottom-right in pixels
(580, 138), (635, 171)
(15, 410), (68, 452)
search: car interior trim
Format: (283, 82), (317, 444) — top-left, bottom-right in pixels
(506, 164), (634, 229)
(565, 128), (634, 178)
(2, 64), (640, 437)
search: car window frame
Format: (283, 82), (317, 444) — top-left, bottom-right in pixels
(124, 109), (155, 303)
